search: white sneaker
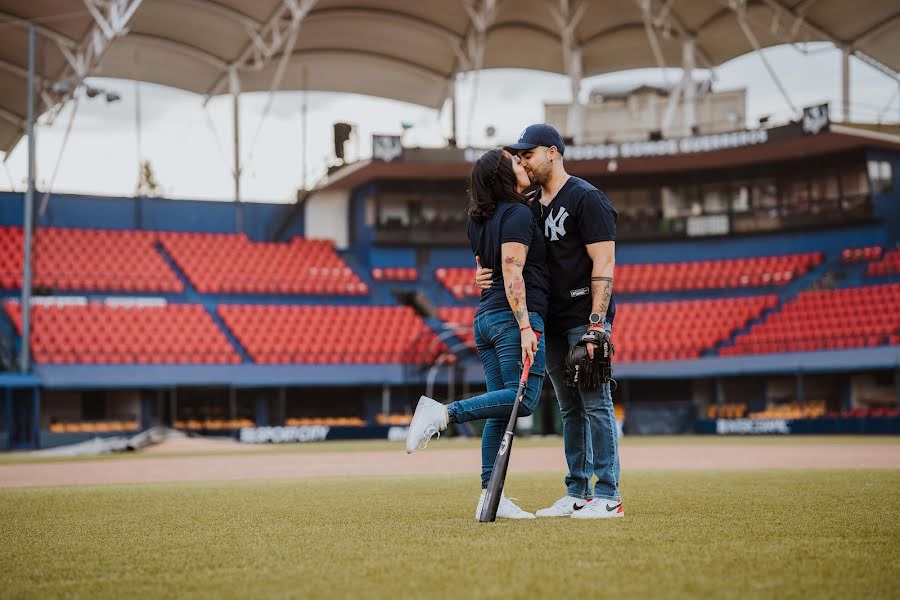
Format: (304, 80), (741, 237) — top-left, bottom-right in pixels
(570, 498), (624, 519)
(475, 490), (536, 520)
(405, 395), (448, 453)
(535, 495), (590, 517)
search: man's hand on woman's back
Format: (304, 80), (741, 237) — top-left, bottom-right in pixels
(474, 256), (493, 290)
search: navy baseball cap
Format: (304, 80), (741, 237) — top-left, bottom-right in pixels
(504, 124), (566, 156)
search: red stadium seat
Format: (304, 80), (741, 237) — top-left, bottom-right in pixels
(729, 283), (900, 355)
(218, 304), (445, 365)
(2, 301), (240, 365)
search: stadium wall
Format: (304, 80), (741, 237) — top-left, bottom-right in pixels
(868, 148), (900, 242)
(0, 192), (304, 241)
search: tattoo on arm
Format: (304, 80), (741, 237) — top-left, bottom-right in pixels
(505, 275), (529, 326)
(503, 255), (525, 268)
(590, 277), (613, 319)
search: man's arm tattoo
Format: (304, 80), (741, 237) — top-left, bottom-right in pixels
(590, 276), (613, 318)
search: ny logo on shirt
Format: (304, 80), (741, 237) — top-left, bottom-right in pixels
(545, 206), (569, 241)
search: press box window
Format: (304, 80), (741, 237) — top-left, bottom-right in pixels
(867, 160), (893, 195)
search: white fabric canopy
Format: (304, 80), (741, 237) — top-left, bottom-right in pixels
(1, 0), (898, 155)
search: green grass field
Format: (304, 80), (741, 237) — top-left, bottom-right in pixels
(2, 469), (898, 599)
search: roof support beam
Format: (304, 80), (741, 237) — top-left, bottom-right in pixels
(734, 3), (798, 117)
(452, 0), (498, 146)
(0, 57), (28, 80)
(204, 0), (318, 99)
(0, 11), (78, 50)
(551, 0), (587, 143)
(638, 0), (670, 73)
(44, 0), (144, 126)
(841, 46), (850, 121)
(850, 12), (900, 48)
(170, 0), (263, 32)
(125, 33), (229, 70)
(0, 106), (23, 128)
(646, 0), (717, 70)
(760, 0), (898, 81)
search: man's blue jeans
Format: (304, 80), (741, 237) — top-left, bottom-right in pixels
(545, 322), (621, 501)
(447, 309), (546, 488)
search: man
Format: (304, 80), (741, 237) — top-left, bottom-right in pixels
(477, 123), (622, 519)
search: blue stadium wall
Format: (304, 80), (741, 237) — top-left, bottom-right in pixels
(0, 191), (304, 241)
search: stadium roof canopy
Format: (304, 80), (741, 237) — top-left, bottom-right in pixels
(1, 0), (899, 156)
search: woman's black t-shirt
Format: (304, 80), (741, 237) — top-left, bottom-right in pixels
(467, 201), (549, 320)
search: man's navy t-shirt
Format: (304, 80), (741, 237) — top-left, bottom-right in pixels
(531, 176), (617, 333)
(468, 201), (549, 321)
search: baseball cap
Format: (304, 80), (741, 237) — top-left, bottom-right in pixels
(504, 123), (566, 156)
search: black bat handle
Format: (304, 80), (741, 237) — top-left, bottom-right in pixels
(477, 352), (533, 523)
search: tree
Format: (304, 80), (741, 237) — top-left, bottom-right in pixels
(135, 160), (161, 197)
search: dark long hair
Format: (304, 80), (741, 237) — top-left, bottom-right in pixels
(466, 149), (530, 223)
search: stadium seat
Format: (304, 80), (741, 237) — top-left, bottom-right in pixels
(0, 226), (182, 293)
(841, 245), (882, 263)
(435, 268), (480, 298)
(372, 267), (418, 282)
(615, 253), (822, 293)
(865, 247), (900, 277)
(218, 305), (445, 365)
(728, 283), (900, 355)
(159, 232), (368, 295)
(3, 301), (240, 364)
(437, 296), (776, 362)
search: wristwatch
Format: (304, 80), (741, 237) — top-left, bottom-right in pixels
(588, 312), (604, 326)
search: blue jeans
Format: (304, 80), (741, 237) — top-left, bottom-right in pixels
(447, 309), (546, 488)
(545, 322), (621, 501)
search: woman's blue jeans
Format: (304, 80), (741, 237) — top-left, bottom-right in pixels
(446, 309), (546, 488)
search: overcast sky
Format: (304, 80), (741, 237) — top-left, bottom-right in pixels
(1, 42), (897, 203)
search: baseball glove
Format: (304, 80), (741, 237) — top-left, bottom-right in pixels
(564, 329), (614, 390)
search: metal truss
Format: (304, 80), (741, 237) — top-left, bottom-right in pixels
(43, 0), (145, 125)
(550, 0), (588, 143)
(204, 0), (318, 99)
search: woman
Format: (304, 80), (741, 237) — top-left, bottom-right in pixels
(405, 148), (549, 520)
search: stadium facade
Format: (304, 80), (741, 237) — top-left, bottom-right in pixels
(1, 107), (899, 449)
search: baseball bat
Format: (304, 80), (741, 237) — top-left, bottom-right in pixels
(478, 352), (533, 523)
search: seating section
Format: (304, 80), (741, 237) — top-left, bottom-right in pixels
(436, 307), (476, 350)
(286, 417), (366, 427)
(48, 420), (140, 433)
(616, 253), (822, 293)
(372, 267), (418, 281)
(0, 226), (182, 293)
(709, 401), (826, 420)
(435, 268), (479, 298)
(437, 297), (775, 362)
(615, 296), (777, 362)
(723, 283), (900, 355)
(707, 403), (747, 419)
(376, 414), (413, 426)
(748, 401), (826, 420)
(173, 418), (254, 431)
(3, 302), (240, 364)
(160, 232), (367, 295)
(218, 305), (444, 364)
(839, 407), (900, 418)
(841, 246), (882, 263)
(866, 247), (900, 277)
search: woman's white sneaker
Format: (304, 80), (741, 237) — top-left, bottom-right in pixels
(535, 496), (590, 517)
(570, 498), (624, 519)
(475, 490), (536, 520)
(405, 395), (448, 453)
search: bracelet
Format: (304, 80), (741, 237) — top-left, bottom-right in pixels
(519, 324), (532, 332)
